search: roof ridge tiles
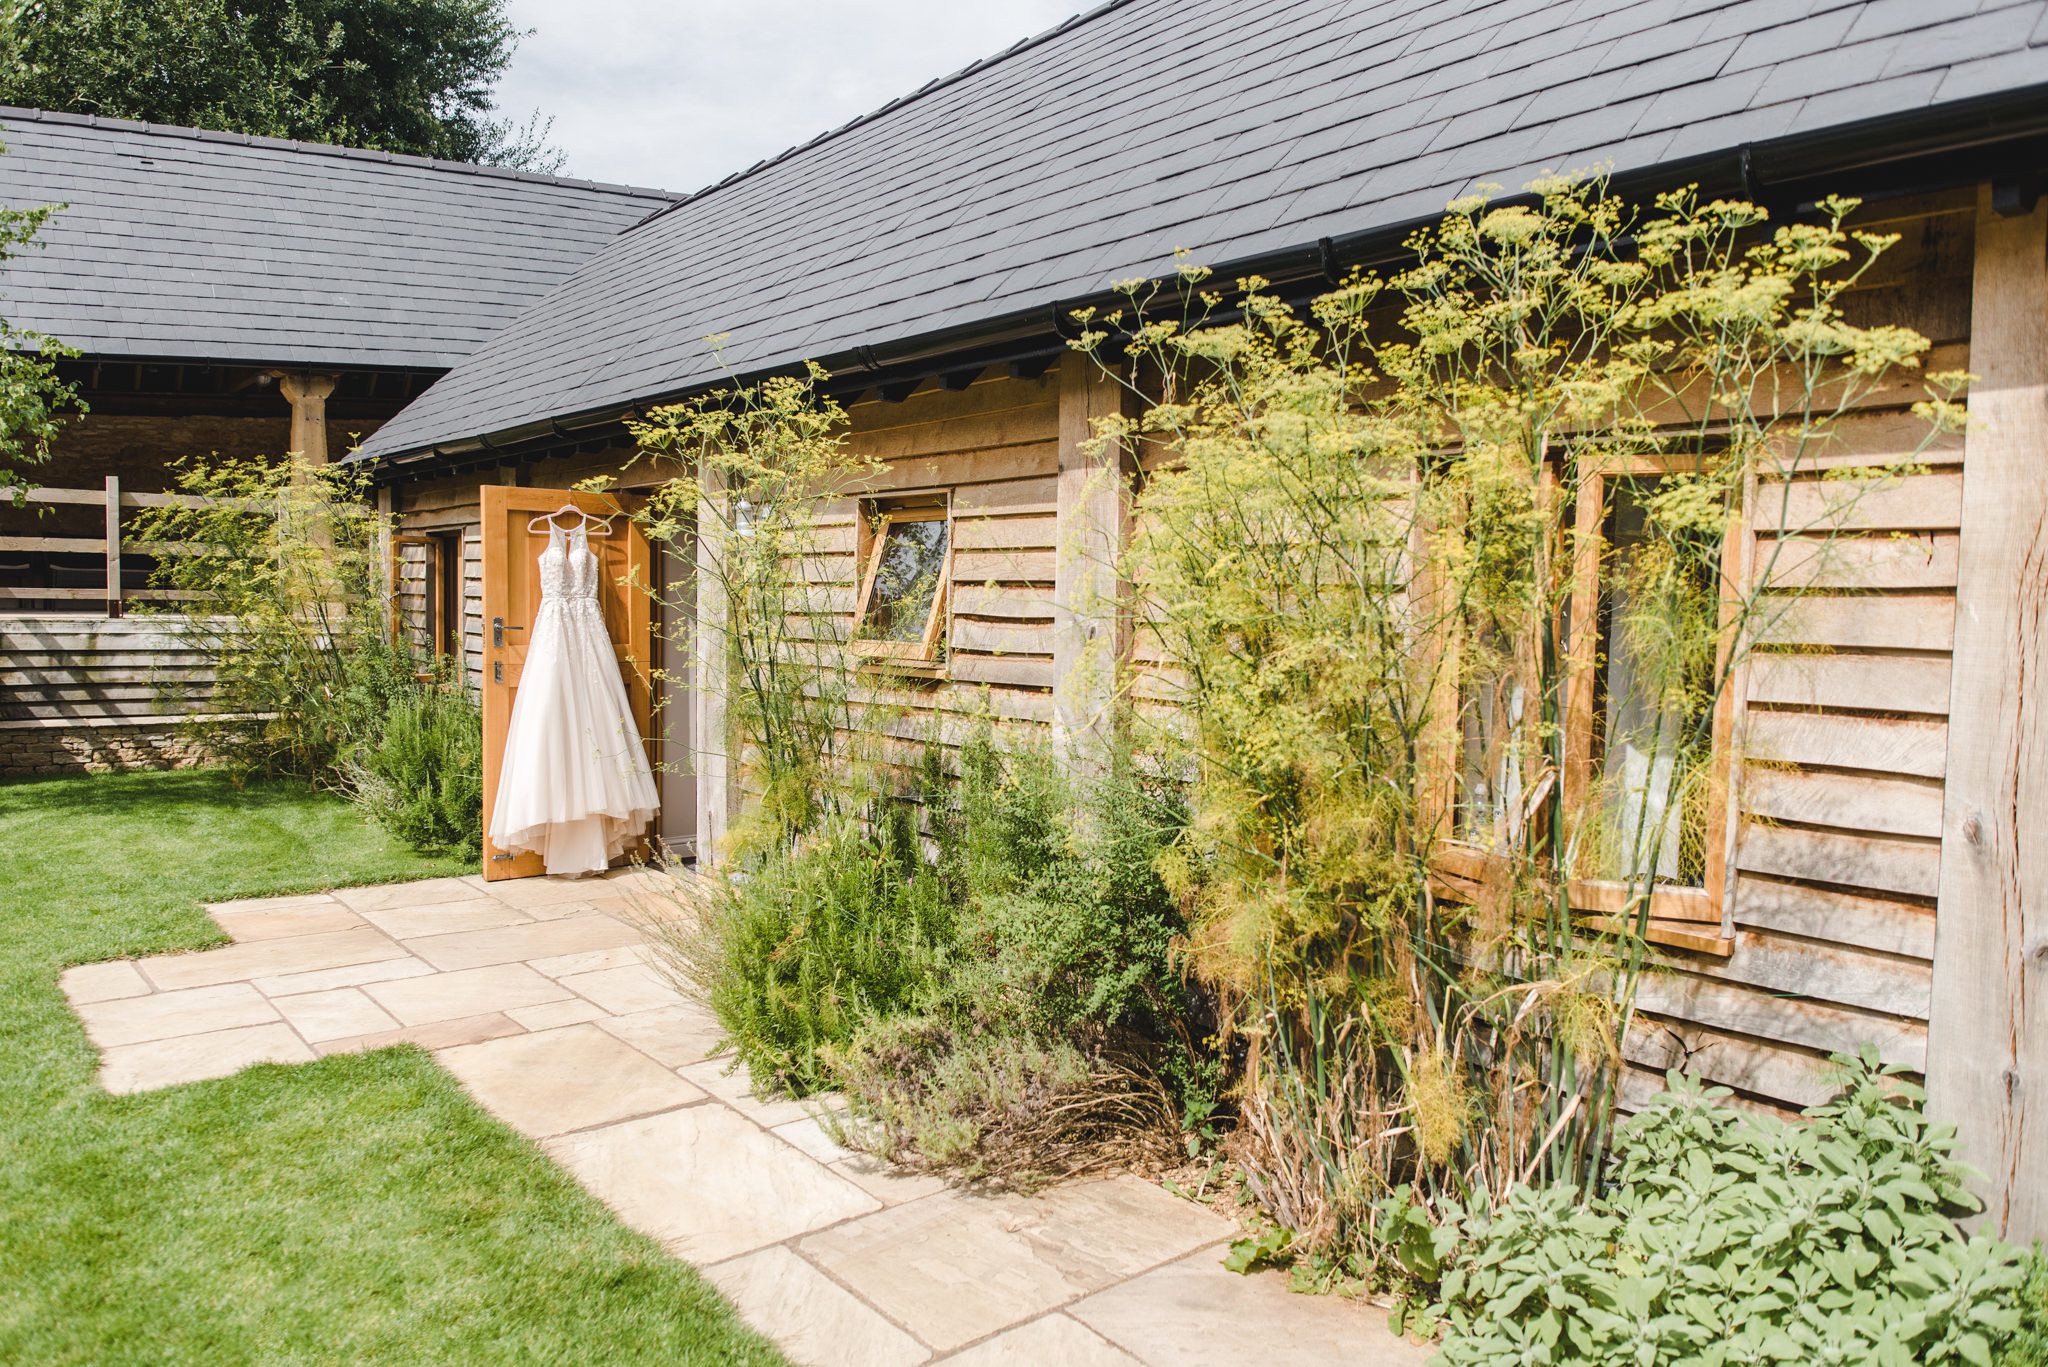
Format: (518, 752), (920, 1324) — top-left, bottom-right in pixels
(0, 104), (682, 202)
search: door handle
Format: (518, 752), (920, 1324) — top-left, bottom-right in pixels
(492, 616), (525, 648)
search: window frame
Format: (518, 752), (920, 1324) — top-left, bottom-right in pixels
(390, 532), (443, 671)
(849, 497), (953, 666)
(1428, 452), (1744, 955)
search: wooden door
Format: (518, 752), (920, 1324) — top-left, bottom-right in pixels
(479, 485), (654, 881)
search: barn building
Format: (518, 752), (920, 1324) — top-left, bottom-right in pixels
(5, 0), (2047, 1236)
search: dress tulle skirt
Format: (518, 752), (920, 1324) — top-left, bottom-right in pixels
(489, 591), (659, 876)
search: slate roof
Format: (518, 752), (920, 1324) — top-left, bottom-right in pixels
(356, 0), (2048, 460)
(0, 108), (677, 370)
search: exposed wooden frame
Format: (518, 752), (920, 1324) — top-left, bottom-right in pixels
(1926, 188), (2047, 1241)
(850, 499), (952, 664)
(389, 532), (443, 675)
(1053, 352), (1137, 769)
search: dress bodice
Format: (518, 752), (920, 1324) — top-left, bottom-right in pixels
(538, 523), (602, 604)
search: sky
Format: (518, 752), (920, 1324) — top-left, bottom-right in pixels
(493, 0), (1084, 192)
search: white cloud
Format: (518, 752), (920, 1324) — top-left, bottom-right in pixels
(494, 0), (1084, 190)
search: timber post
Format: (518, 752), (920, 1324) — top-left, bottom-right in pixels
(277, 371), (341, 465)
(693, 470), (732, 866)
(1052, 351), (1135, 772)
(1927, 185), (2048, 1241)
(103, 475), (122, 618)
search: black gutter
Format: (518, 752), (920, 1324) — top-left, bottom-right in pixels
(364, 81), (2048, 479)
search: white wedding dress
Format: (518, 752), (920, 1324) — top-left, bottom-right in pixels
(488, 521), (659, 876)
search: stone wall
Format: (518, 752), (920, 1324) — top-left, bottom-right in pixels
(0, 618), (223, 777)
(0, 718), (209, 776)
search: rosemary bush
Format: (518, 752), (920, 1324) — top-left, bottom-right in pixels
(825, 731), (1217, 1186)
(665, 760), (957, 1095)
(343, 659), (484, 854)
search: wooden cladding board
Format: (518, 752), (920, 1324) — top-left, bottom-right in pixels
(1635, 397), (1968, 1110)
(1607, 193), (1977, 1113)
(394, 539), (433, 656)
(0, 617), (225, 724)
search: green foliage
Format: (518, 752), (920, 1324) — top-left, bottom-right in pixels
(1223, 1223), (1296, 1275)
(938, 736), (1204, 1063)
(0, 191), (80, 502)
(1386, 1055), (2033, 1367)
(2001, 1254), (2048, 1367)
(343, 662), (484, 854)
(0, 0), (559, 169)
(628, 363), (893, 856)
(671, 786), (956, 1096)
(1079, 175), (1965, 1265)
(135, 455), (410, 783)
(824, 731), (1216, 1185)
(134, 454), (482, 855)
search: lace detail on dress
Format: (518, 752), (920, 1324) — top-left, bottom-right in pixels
(537, 523), (604, 605)
(487, 519), (659, 876)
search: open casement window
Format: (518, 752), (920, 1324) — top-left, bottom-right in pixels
(1435, 455), (1741, 956)
(390, 531), (466, 676)
(851, 499), (951, 664)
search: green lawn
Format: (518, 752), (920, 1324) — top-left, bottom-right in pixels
(0, 768), (781, 1366)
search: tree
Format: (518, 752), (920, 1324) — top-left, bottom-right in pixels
(0, 195), (80, 504)
(0, 0), (561, 171)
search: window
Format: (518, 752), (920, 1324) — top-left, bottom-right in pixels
(1437, 457), (1739, 953)
(391, 530), (467, 667)
(851, 499), (951, 663)
(1589, 479), (1718, 888)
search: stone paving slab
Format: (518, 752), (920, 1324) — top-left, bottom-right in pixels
(708, 1245), (930, 1367)
(800, 1177), (1233, 1354)
(437, 1023), (704, 1138)
(137, 925), (408, 991)
(59, 959), (151, 1004)
(77, 981), (278, 1047)
(590, 1003), (724, 1068)
(1069, 1250), (1435, 1366)
(100, 1021), (314, 1094)
(362, 962), (572, 1025)
(358, 897), (531, 941)
(944, 1313), (1142, 1366)
(271, 987), (401, 1044)
(545, 1103), (881, 1263)
(557, 962), (684, 1014)
(210, 898), (366, 941)
(405, 912), (642, 972)
(56, 869), (1425, 1365)
(316, 1010), (525, 1056)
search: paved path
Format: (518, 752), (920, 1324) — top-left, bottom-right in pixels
(61, 871), (1430, 1366)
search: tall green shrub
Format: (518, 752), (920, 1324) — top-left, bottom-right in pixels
(665, 769), (956, 1095)
(825, 731), (1216, 1186)
(134, 455), (410, 783)
(1079, 176), (1968, 1264)
(343, 665), (484, 854)
(136, 453), (483, 857)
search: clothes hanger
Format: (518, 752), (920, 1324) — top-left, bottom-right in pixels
(526, 504), (615, 536)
